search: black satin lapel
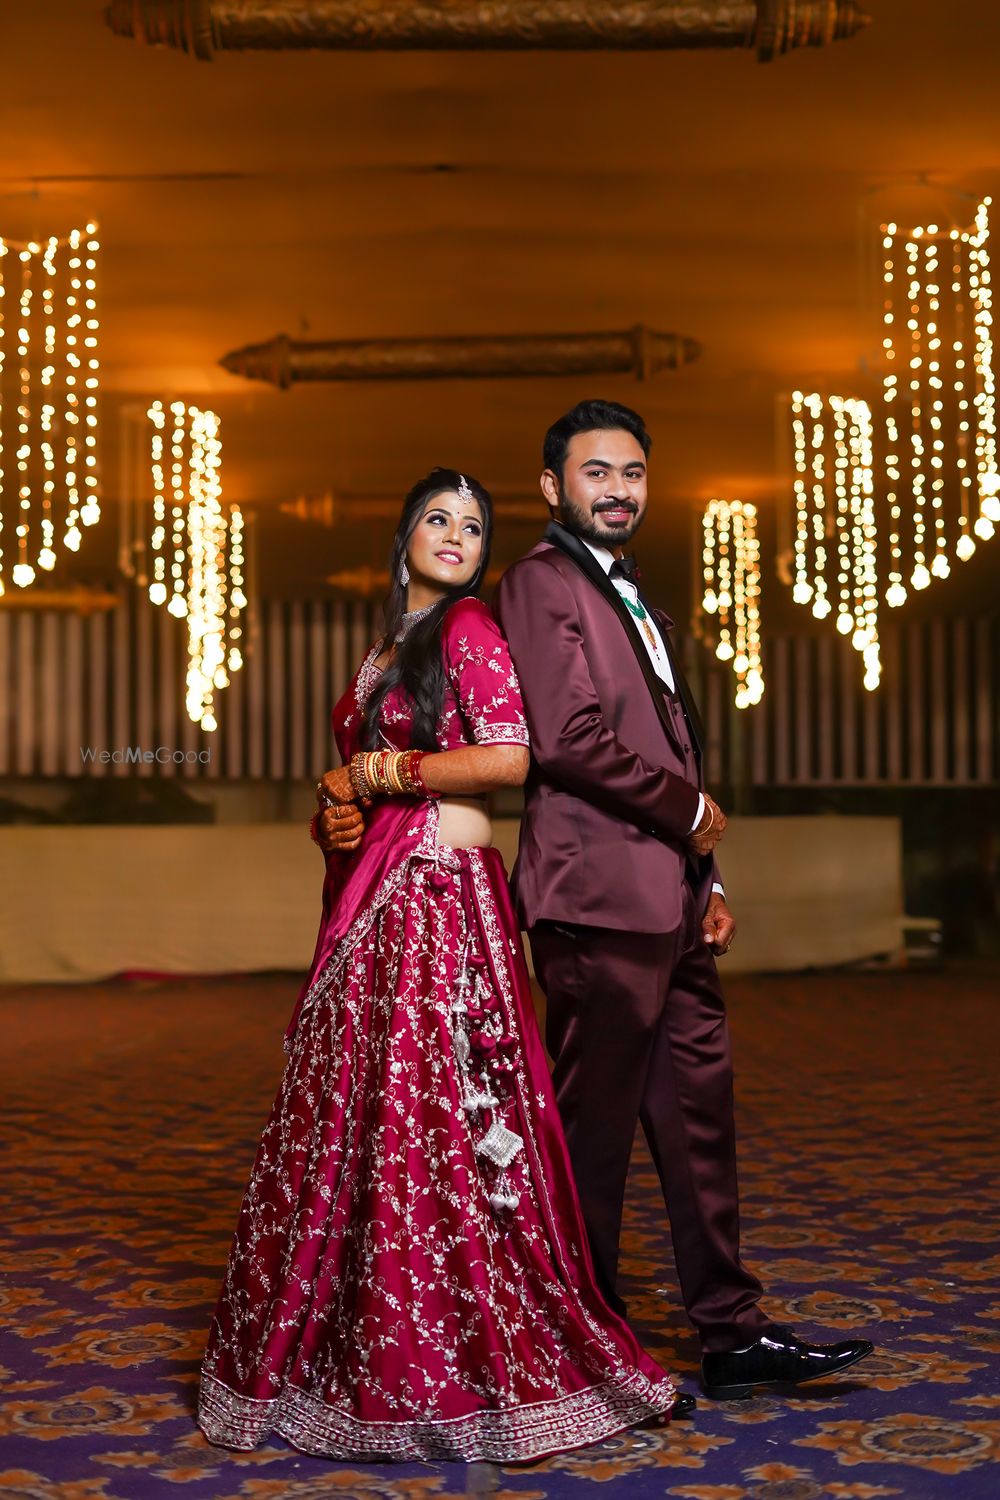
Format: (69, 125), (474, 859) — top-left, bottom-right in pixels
(542, 521), (620, 599)
(648, 606), (706, 763)
(543, 522), (685, 754)
(670, 652), (706, 762)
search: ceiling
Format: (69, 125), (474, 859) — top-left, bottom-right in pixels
(2, 1), (999, 620)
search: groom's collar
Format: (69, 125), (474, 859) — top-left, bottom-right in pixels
(545, 523), (704, 764)
(543, 521), (643, 599)
(543, 519), (615, 578)
(579, 536), (617, 575)
(544, 517), (638, 598)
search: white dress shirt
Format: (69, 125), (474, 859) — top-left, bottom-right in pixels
(580, 540), (723, 894)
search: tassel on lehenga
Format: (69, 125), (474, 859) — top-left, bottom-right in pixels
(432, 855), (526, 1218)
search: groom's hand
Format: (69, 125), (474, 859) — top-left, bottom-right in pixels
(687, 792), (727, 857)
(317, 802), (365, 853)
(702, 892), (736, 956)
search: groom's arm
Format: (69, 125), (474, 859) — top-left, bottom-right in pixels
(495, 558), (701, 842)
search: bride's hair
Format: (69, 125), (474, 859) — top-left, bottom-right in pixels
(360, 467), (493, 751)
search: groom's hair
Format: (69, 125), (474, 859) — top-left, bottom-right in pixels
(543, 399), (652, 481)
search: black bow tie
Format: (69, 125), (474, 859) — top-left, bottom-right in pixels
(609, 555), (639, 581)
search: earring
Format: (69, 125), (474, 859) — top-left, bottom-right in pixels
(399, 561), (410, 587)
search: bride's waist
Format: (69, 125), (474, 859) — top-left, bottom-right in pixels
(436, 795), (492, 850)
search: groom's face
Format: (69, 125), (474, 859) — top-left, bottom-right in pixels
(542, 428), (648, 550)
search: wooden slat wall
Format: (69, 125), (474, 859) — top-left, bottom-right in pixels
(699, 616), (998, 787)
(1, 592), (995, 786)
(0, 586), (377, 780)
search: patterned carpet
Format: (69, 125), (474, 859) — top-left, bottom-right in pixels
(1, 962), (998, 1500)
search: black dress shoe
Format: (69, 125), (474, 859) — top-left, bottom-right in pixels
(671, 1392), (697, 1419)
(701, 1324), (874, 1399)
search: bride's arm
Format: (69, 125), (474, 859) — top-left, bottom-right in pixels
(314, 743), (525, 851)
(426, 597), (530, 793)
(419, 742), (528, 794)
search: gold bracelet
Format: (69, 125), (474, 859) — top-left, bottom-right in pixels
(349, 752), (373, 800)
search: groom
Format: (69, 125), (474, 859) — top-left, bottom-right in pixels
(494, 399), (873, 1399)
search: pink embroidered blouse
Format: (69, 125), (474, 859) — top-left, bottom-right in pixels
(334, 596), (530, 758)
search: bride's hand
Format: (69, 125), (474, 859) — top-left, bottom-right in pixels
(317, 766), (364, 806)
(316, 802), (365, 854)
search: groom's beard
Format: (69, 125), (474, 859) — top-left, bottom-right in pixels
(557, 490), (646, 549)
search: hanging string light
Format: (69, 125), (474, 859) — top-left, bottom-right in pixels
(0, 221), (101, 596)
(143, 400), (246, 731)
(845, 402), (881, 690)
(791, 391), (835, 620)
(38, 237), (58, 573)
(701, 498), (764, 708)
(788, 392), (881, 690)
(880, 197), (997, 595)
(13, 241), (34, 587)
(970, 199), (999, 532)
(63, 230), (83, 555)
(0, 237), (5, 588)
(147, 400), (168, 605)
(226, 504), (246, 674)
(168, 399), (188, 618)
(952, 223), (975, 562)
(185, 406), (227, 732)
(81, 228), (101, 528)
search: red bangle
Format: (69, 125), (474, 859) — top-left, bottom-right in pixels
(308, 811), (322, 845)
(411, 751), (442, 799)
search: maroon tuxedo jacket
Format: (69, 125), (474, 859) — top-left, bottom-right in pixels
(494, 522), (719, 935)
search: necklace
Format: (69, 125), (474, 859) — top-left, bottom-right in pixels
(396, 601), (437, 639)
(358, 601), (440, 706)
(619, 591), (660, 652)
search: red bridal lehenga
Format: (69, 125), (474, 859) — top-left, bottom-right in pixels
(197, 596), (679, 1462)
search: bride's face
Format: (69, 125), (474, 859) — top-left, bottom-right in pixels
(406, 491), (484, 591)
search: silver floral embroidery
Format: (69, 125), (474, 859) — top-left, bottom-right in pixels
(200, 812), (675, 1460)
(198, 603), (675, 1460)
(353, 642), (383, 714)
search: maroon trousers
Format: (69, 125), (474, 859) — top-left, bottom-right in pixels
(529, 880), (769, 1354)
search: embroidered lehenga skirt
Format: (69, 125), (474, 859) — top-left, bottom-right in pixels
(197, 802), (677, 1462)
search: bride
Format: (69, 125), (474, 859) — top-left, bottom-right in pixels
(197, 467), (686, 1462)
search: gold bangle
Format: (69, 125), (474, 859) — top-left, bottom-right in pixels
(386, 751), (404, 793)
(366, 751), (382, 793)
(357, 747), (430, 798)
(397, 750), (417, 794)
